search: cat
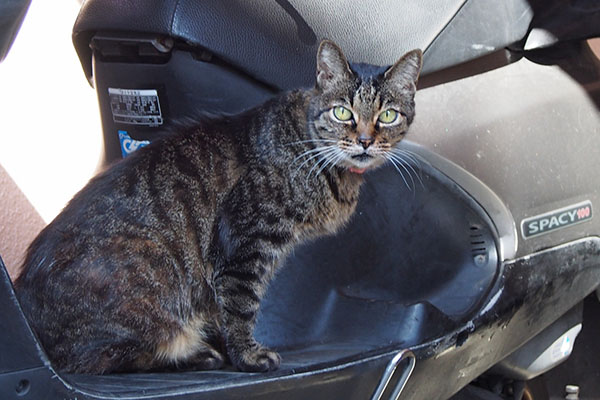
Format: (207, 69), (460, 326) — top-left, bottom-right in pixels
(14, 40), (422, 374)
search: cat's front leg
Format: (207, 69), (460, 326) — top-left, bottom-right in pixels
(213, 235), (283, 372)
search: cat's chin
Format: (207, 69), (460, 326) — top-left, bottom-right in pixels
(346, 161), (380, 174)
(348, 167), (367, 174)
(343, 157), (385, 174)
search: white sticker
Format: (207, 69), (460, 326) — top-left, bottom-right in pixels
(108, 88), (163, 126)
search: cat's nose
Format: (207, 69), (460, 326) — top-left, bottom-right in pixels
(358, 136), (374, 149)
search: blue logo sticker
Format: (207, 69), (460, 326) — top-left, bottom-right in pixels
(118, 130), (150, 157)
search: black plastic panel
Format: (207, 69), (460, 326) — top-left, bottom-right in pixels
(92, 47), (275, 163)
(522, 0), (600, 50)
(0, 0), (31, 63)
(424, 0), (532, 72)
(256, 164), (498, 355)
(402, 237), (600, 400)
(0, 257), (45, 373)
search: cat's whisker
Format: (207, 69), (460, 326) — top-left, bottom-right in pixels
(389, 154), (420, 186)
(401, 156), (424, 189)
(385, 153), (414, 191)
(311, 147), (342, 180)
(395, 157), (417, 191)
(392, 149), (420, 166)
(390, 149), (425, 188)
(317, 148), (345, 177)
(392, 147), (429, 168)
(388, 152), (420, 189)
(391, 153), (422, 191)
(291, 145), (332, 166)
(284, 138), (338, 147)
(296, 146), (337, 182)
(387, 157), (413, 191)
(292, 146), (336, 176)
(305, 147), (339, 182)
(328, 149), (347, 172)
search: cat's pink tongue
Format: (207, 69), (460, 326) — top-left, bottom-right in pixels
(349, 167), (367, 174)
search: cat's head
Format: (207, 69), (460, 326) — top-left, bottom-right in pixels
(309, 40), (422, 174)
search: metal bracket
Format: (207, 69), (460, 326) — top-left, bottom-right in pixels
(371, 349), (416, 400)
(91, 33), (174, 59)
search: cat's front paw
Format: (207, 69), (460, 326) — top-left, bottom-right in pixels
(231, 345), (281, 372)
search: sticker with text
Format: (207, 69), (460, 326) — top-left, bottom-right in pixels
(109, 88), (163, 126)
(521, 201), (593, 239)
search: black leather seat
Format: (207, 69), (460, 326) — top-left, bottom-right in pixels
(73, 0), (533, 90)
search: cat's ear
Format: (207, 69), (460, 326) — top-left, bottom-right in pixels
(384, 49), (423, 90)
(316, 40), (353, 91)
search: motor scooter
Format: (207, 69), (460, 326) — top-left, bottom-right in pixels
(1, 0), (600, 399)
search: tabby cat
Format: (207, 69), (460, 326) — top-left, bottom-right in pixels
(15, 40), (422, 374)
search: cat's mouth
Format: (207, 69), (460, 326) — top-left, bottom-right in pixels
(351, 153), (373, 161)
(344, 146), (388, 173)
(347, 152), (378, 174)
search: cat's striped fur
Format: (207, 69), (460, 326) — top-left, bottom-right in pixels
(15, 41), (422, 373)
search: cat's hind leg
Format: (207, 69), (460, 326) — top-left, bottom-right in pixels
(58, 336), (147, 374)
(153, 316), (225, 371)
(177, 347), (225, 371)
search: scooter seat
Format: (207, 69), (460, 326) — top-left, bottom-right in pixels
(73, 0), (533, 90)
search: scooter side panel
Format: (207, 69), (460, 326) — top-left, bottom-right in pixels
(409, 54), (600, 259)
(402, 237), (600, 400)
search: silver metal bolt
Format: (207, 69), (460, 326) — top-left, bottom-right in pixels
(474, 254), (487, 266)
(565, 384), (579, 400)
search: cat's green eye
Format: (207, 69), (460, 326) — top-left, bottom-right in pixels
(378, 109), (398, 124)
(332, 106), (353, 122)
